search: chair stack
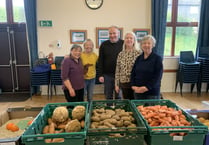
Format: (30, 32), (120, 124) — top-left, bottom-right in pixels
(175, 51), (201, 96)
(54, 56), (64, 69)
(50, 56), (64, 98)
(198, 57), (209, 93)
(30, 64), (51, 99)
(50, 69), (62, 98)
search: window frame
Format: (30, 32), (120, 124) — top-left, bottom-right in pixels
(166, 0), (199, 56)
(0, 0), (25, 24)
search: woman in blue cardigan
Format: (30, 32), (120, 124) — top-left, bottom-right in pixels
(131, 35), (163, 100)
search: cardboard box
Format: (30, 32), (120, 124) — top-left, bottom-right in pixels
(0, 107), (42, 145)
(186, 110), (209, 145)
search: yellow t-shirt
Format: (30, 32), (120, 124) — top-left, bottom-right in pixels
(81, 52), (98, 79)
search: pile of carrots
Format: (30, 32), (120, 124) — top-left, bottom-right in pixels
(137, 105), (192, 136)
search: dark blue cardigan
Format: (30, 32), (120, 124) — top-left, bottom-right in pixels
(131, 52), (163, 96)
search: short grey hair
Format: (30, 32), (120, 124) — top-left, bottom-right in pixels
(141, 35), (156, 47)
(108, 25), (120, 31)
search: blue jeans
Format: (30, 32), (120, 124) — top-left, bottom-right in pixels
(104, 74), (121, 100)
(84, 78), (95, 102)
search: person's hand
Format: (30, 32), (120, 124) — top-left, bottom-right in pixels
(132, 86), (148, 93)
(139, 86), (148, 93)
(115, 85), (120, 93)
(68, 88), (75, 97)
(85, 63), (93, 67)
(132, 86), (137, 91)
(64, 55), (69, 58)
(84, 64), (93, 74)
(99, 76), (104, 83)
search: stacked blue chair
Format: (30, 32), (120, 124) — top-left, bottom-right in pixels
(199, 46), (209, 58)
(50, 56), (64, 99)
(198, 57), (209, 93)
(175, 51), (201, 96)
(50, 69), (62, 98)
(30, 62), (51, 99)
(54, 56), (64, 69)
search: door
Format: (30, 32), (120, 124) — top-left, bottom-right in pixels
(0, 24), (30, 92)
(0, 0), (30, 93)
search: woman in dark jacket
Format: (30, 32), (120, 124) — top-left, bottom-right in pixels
(131, 35), (163, 100)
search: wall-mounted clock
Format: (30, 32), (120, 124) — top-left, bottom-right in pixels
(85, 0), (103, 10)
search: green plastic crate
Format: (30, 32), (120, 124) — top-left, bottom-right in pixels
(131, 99), (208, 145)
(87, 100), (147, 145)
(21, 102), (88, 145)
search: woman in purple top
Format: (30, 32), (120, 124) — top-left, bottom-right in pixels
(61, 44), (84, 102)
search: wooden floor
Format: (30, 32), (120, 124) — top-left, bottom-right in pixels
(0, 92), (208, 113)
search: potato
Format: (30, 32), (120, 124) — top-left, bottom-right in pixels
(100, 114), (112, 120)
(123, 120), (132, 126)
(115, 120), (123, 127)
(104, 122), (115, 128)
(80, 120), (85, 128)
(105, 109), (116, 116)
(91, 116), (100, 122)
(121, 116), (131, 121)
(95, 108), (105, 113)
(49, 123), (55, 134)
(91, 122), (99, 128)
(57, 124), (66, 129)
(103, 118), (117, 125)
(112, 115), (120, 121)
(42, 125), (49, 134)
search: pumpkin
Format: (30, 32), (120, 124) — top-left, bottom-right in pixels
(6, 123), (19, 132)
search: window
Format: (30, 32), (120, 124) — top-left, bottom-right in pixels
(0, 0), (25, 23)
(164, 0), (201, 56)
(0, 0), (7, 22)
(12, 0), (25, 22)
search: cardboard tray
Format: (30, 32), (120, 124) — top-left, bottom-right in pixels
(0, 107), (42, 145)
(186, 109), (209, 145)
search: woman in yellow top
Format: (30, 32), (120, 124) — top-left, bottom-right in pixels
(81, 39), (98, 102)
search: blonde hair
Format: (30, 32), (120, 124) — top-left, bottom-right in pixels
(83, 39), (94, 52)
(122, 31), (140, 51)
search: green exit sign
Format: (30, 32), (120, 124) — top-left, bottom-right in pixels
(39, 20), (52, 27)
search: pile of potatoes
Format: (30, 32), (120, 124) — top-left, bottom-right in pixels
(42, 105), (86, 143)
(90, 108), (137, 132)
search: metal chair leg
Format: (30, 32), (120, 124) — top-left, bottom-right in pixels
(206, 83), (209, 93)
(180, 82), (183, 96)
(191, 84), (195, 93)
